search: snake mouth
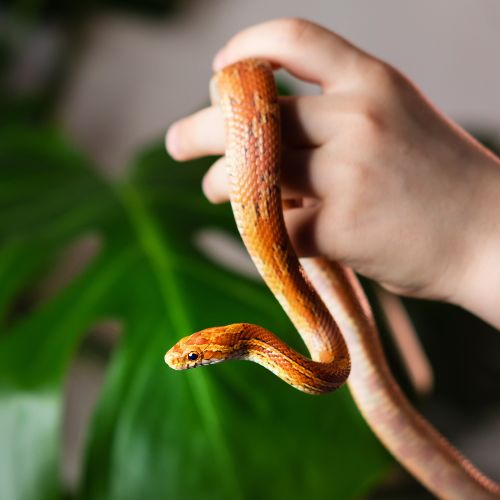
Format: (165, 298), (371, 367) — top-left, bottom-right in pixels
(164, 349), (180, 369)
(164, 344), (206, 370)
(164, 346), (190, 370)
(200, 357), (224, 367)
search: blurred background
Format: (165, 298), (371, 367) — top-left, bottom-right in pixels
(1, 1), (499, 499)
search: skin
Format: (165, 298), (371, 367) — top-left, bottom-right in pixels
(166, 18), (500, 330)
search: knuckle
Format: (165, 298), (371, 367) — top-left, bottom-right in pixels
(277, 17), (313, 45)
(351, 100), (386, 144)
(343, 160), (373, 198)
(350, 161), (374, 191)
(365, 59), (405, 91)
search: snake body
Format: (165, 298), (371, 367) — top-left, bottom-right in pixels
(165, 59), (500, 499)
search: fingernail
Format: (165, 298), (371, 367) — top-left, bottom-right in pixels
(213, 48), (226, 71)
(166, 123), (181, 159)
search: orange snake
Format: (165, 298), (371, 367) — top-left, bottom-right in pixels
(165, 59), (500, 499)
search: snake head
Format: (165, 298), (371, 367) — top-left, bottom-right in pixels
(164, 327), (234, 370)
(164, 339), (204, 370)
(165, 324), (251, 370)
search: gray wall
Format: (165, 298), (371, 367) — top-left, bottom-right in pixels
(61, 1), (500, 171)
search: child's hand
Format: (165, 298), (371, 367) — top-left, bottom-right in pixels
(166, 18), (500, 327)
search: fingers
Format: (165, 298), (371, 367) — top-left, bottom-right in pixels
(202, 147), (331, 203)
(166, 106), (224, 161)
(280, 96), (336, 147)
(283, 204), (337, 259)
(213, 18), (369, 91)
(201, 166), (330, 260)
(167, 94), (339, 162)
(202, 179), (335, 260)
(284, 205), (323, 257)
(201, 156), (227, 202)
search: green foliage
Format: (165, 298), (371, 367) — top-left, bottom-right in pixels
(2, 0), (180, 22)
(0, 125), (391, 500)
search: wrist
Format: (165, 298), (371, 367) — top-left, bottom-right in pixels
(448, 146), (500, 328)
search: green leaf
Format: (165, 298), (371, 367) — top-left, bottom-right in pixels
(0, 125), (391, 500)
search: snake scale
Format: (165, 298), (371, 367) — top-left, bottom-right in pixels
(165, 59), (500, 499)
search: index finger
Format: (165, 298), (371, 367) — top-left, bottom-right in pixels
(213, 18), (370, 91)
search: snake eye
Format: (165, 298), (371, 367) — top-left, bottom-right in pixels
(187, 352), (198, 361)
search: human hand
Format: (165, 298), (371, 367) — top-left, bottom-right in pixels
(166, 18), (500, 326)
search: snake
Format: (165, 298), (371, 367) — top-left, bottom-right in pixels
(164, 59), (500, 499)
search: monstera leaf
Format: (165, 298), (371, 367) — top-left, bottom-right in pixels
(0, 125), (391, 500)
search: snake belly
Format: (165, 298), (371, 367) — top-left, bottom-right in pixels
(165, 59), (500, 500)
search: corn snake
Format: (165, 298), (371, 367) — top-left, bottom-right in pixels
(165, 59), (500, 499)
